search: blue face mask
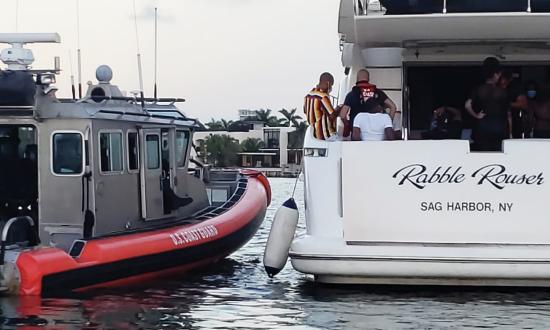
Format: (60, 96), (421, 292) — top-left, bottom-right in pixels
(527, 90), (537, 98)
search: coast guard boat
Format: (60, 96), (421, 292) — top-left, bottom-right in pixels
(0, 33), (270, 296)
(288, 0), (550, 286)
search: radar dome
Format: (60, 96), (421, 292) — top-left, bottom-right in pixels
(96, 65), (113, 83)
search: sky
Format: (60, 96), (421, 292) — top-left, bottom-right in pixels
(0, 0), (343, 123)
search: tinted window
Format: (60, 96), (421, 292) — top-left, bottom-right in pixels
(128, 132), (139, 171)
(175, 130), (190, 168)
(146, 135), (160, 169)
(53, 133), (83, 174)
(100, 132), (123, 173)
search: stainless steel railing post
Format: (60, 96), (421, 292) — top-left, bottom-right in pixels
(443, 0), (447, 14)
(528, 0), (532, 12)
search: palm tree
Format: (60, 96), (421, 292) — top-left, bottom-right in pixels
(220, 119), (234, 131)
(279, 108), (302, 127)
(255, 109), (282, 127)
(205, 118), (224, 131)
(288, 121), (308, 149)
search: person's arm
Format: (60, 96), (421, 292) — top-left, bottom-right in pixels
(384, 98), (398, 120)
(339, 105), (350, 120)
(378, 89), (397, 119)
(383, 114), (395, 140)
(339, 104), (351, 138)
(352, 127), (362, 141)
(321, 95), (336, 117)
(465, 98), (485, 119)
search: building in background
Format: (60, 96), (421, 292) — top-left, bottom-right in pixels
(193, 114), (302, 176)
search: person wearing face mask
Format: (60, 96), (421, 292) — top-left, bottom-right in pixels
(465, 57), (511, 151)
(304, 72), (340, 141)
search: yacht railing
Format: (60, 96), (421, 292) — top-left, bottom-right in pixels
(355, 0), (536, 16)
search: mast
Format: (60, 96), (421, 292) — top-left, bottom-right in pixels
(154, 7), (158, 99)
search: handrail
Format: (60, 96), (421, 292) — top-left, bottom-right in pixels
(357, 0), (536, 16)
(0, 216), (38, 265)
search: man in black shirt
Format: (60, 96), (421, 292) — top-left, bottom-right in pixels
(466, 57), (511, 151)
(339, 69), (398, 138)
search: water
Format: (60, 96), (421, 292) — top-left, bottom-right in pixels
(2, 178), (550, 329)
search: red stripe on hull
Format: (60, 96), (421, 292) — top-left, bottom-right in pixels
(16, 174), (269, 296)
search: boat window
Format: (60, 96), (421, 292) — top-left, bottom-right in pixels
(99, 132), (123, 173)
(52, 133), (83, 175)
(127, 131), (139, 172)
(146, 134), (160, 170)
(175, 130), (190, 168)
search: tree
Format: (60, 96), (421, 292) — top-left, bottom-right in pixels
(240, 138), (265, 152)
(255, 109), (283, 127)
(203, 134), (241, 167)
(279, 108), (302, 127)
(288, 121), (308, 149)
(221, 119), (234, 131)
(205, 118), (224, 131)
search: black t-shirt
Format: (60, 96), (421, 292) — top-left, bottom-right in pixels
(344, 84), (389, 125)
(506, 79), (523, 107)
(471, 83), (509, 138)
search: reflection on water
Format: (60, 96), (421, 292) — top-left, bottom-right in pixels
(2, 178), (550, 329)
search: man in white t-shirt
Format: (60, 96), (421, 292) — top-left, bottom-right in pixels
(352, 106), (395, 141)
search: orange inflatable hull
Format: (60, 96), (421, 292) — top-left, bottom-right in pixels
(14, 171), (270, 296)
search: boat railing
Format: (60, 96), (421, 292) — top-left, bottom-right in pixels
(355, 0), (537, 16)
(0, 216), (39, 265)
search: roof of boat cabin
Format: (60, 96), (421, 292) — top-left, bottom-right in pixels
(339, 11), (550, 47)
(0, 93), (199, 128)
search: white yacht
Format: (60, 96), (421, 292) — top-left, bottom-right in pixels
(289, 0), (550, 286)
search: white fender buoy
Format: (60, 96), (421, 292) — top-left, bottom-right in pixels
(263, 198), (299, 278)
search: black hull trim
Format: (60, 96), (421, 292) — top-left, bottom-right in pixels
(41, 208), (266, 296)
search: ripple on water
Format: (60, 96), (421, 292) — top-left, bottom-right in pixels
(3, 179), (550, 329)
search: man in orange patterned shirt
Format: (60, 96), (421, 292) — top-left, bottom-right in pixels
(304, 72), (339, 141)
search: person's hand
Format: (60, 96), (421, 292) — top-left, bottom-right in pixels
(476, 111), (486, 119)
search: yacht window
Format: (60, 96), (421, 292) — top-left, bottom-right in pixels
(52, 133), (83, 175)
(176, 130), (190, 168)
(146, 134), (160, 169)
(99, 132), (123, 173)
(127, 132), (139, 172)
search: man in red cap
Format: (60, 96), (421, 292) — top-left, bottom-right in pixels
(339, 69), (398, 138)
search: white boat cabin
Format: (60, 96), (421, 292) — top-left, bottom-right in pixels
(291, 0), (550, 286)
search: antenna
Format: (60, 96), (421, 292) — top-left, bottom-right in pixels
(154, 7), (158, 99)
(76, 0), (83, 98)
(69, 50), (76, 100)
(133, 0), (145, 109)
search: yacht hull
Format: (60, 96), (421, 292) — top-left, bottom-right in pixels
(290, 236), (550, 287)
(5, 172), (270, 296)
